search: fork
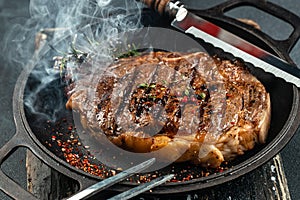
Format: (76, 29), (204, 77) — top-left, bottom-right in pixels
(66, 158), (174, 200)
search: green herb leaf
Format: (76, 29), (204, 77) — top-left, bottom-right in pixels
(184, 89), (190, 96)
(117, 43), (140, 59)
(199, 92), (206, 99)
(148, 95), (156, 100)
(181, 74), (188, 80)
(138, 83), (148, 88)
(149, 83), (156, 88)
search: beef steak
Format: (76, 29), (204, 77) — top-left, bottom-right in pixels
(66, 51), (271, 168)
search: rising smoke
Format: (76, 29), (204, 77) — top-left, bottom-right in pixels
(2, 0), (144, 121)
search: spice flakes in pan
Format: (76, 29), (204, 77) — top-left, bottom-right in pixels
(44, 117), (230, 183)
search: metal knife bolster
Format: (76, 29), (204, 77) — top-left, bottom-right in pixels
(165, 1), (300, 87)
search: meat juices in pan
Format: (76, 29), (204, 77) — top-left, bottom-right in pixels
(66, 51), (271, 168)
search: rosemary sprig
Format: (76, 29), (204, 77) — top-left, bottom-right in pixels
(117, 43), (140, 59)
(52, 44), (89, 78)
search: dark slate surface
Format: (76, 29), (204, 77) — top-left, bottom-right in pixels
(0, 0), (30, 199)
(0, 0), (299, 199)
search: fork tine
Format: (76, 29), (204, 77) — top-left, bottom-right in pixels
(66, 158), (156, 200)
(108, 174), (174, 200)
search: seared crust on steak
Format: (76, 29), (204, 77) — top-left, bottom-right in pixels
(66, 52), (271, 168)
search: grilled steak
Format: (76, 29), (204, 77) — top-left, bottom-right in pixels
(66, 51), (271, 168)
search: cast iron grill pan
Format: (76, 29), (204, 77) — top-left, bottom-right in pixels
(24, 4), (298, 189)
(1, 0), (300, 198)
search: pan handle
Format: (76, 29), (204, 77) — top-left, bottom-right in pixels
(0, 118), (98, 199)
(0, 131), (38, 200)
(140, 0), (300, 62)
(196, 0), (300, 59)
(0, 62), (96, 199)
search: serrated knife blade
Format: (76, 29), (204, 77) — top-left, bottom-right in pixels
(169, 2), (300, 87)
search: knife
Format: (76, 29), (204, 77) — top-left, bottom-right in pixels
(140, 0), (300, 87)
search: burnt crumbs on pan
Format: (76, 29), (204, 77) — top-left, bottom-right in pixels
(64, 51), (271, 169)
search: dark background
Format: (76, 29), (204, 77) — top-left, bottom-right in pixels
(0, 0), (300, 199)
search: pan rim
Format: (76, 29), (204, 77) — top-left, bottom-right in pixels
(15, 16), (300, 193)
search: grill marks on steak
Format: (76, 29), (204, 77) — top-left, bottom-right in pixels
(129, 83), (181, 137)
(66, 52), (270, 168)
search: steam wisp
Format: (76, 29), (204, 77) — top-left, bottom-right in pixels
(2, 0), (144, 121)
